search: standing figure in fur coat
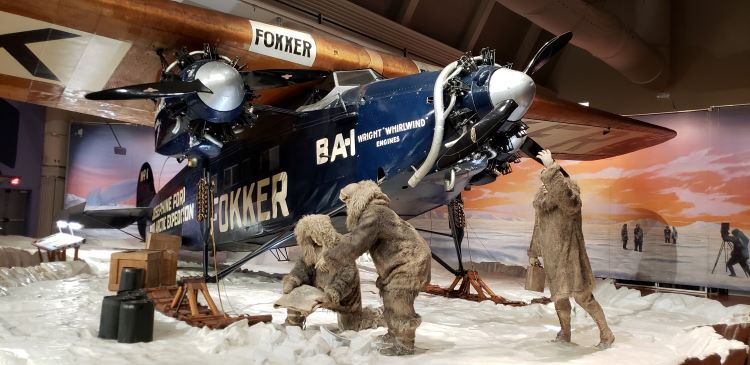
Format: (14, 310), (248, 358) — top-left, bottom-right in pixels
(282, 214), (382, 331)
(528, 150), (615, 349)
(318, 180), (431, 356)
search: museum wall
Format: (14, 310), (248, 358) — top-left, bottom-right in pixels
(416, 104), (750, 291)
(65, 123), (182, 209)
(0, 99), (45, 236)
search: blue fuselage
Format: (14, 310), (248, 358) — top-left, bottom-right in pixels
(150, 67), (501, 250)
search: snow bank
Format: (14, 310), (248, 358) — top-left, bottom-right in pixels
(0, 261), (91, 295)
(0, 247), (40, 268)
(666, 326), (745, 363)
(593, 280), (750, 324)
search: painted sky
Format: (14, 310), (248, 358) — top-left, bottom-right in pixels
(464, 105), (750, 230)
(65, 123), (184, 207)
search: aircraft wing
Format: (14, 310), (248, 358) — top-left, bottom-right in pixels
(0, 0), (418, 126)
(524, 92), (676, 160)
(0, 0), (674, 161)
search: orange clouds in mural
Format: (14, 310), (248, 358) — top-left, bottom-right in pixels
(464, 107), (750, 231)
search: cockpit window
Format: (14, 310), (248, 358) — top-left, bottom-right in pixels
(335, 70), (379, 86)
(295, 69), (382, 112)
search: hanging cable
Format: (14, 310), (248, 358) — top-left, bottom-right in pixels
(158, 156), (169, 189)
(106, 123), (126, 155)
(465, 219), (501, 263)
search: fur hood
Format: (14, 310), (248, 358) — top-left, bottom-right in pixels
(294, 214), (340, 266)
(341, 180), (391, 231)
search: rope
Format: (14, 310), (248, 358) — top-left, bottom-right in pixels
(465, 219), (501, 264)
(466, 226), (475, 271)
(210, 214), (227, 317)
(157, 156), (170, 189)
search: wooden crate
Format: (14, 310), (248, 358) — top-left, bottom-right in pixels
(146, 233), (181, 253)
(108, 250), (162, 291)
(160, 249), (177, 287)
(145, 233), (180, 287)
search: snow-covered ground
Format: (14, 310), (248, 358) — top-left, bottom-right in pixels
(1, 234), (749, 365)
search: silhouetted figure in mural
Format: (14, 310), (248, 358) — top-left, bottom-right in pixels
(664, 225), (671, 243)
(671, 226), (678, 245)
(528, 149), (614, 349)
(725, 228), (750, 277)
(634, 224), (644, 252)
(621, 224), (628, 249)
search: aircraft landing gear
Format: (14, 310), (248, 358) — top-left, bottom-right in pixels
(421, 196), (543, 306)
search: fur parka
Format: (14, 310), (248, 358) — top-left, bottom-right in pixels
(324, 180), (431, 292)
(283, 214), (361, 314)
(528, 163), (595, 301)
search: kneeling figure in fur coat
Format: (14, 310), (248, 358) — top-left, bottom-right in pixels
(318, 180), (432, 356)
(282, 214), (382, 330)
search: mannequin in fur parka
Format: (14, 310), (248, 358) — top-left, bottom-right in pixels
(528, 150), (614, 349)
(318, 180), (431, 356)
(282, 214), (382, 331)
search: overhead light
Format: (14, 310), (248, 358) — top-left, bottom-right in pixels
(9, 176), (20, 186)
(578, 101), (590, 107)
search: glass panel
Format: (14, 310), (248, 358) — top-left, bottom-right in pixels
(335, 70), (376, 86)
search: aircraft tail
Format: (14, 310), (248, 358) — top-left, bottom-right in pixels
(136, 162), (155, 239)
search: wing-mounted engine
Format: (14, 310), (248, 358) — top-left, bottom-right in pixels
(86, 44), (330, 162)
(87, 44), (255, 160)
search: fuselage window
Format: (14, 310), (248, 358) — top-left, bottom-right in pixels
(240, 158), (253, 181)
(223, 164), (239, 187)
(335, 70), (376, 86)
(269, 146), (280, 172)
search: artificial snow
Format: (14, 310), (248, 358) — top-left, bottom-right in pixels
(0, 234), (748, 364)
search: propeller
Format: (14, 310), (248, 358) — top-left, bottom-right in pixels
(517, 32), (573, 176)
(85, 79), (212, 100)
(85, 69), (328, 101)
(523, 32), (572, 75)
(519, 138), (569, 177)
(242, 69), (329, 90)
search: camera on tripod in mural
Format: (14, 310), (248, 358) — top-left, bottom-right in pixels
(712, 223), (750, 277)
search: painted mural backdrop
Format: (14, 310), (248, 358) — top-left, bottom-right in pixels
(65, 123), (183, 209)
(414, 105), (750, 291)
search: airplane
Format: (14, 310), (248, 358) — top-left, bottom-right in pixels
(0, 0), (675, 285)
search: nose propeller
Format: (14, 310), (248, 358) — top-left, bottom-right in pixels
(523, 32), (572, 76)
(518, 32), (573, 176)
(519, 138), (570, 177)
